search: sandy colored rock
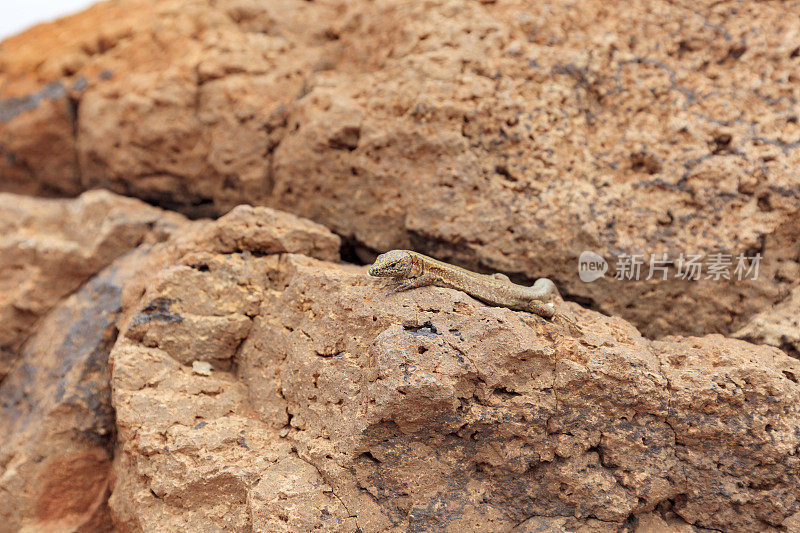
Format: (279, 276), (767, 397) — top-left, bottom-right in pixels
(1, 0), (799, 530)
(0, 198), (338, 531)
(0, 191), (186, 531)
(2, 0), (799, 338)
(512, 512), (719, 532)
(0, 190), (184, 381)
(109, 210), (800, 532)
(735, 284), (800, 358)
(2, 0), (337, 214)
(0, 247), (152, 532)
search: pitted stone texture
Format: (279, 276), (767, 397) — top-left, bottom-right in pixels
(109, 211), (800, 532)
(191, 204), (342, 263)
(0, 195), (336, 531)
(0, 248), (151, 533)
(734, 284), (800, 359)
(2, 0), (799, 337)
(0, 190), (184, 380)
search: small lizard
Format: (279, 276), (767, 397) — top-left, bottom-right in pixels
(368, 249), (559, 319)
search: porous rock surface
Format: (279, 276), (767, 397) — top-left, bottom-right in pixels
(2, 0), (800, 338)
(2, 1), (800, 530)
(0, 191), (344, 532)
(0, 249), (146, 533)
(735, 284), (800, 359)
(0, 192), (187, 532)
(0, 190), (184, 381)
(109, 208), (800, 532)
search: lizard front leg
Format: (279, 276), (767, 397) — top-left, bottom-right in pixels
(393, 273), (437, 292)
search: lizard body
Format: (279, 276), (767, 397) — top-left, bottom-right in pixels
(368, 249), (558, 319)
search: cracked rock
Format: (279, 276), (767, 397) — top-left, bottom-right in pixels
(1, 0), (800, 337)
(0, 190), (185, 381)
(108, 208), (800, 532)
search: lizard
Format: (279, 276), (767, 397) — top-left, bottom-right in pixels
(368, 249), (560, 319)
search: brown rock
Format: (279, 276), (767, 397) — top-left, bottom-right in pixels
(191, 203), (342, 262)
(0, 81), (80, 197)
(734, 285), (800, 358)
(109, 210), (800, 532)
(0, 247), (150, 532)
(0, 199), (337, 531)
(2, 0), (799, 337)
(0, 190), (184, 380)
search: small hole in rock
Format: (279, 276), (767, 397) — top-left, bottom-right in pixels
(358, 451), (380, 464)
(711, 133), (732, 154)
(726, 45), (746, 60)
(757, 194), (772, 212)
(630, 152), (662, 174)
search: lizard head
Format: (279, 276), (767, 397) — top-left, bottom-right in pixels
(368, 250), (413, 277)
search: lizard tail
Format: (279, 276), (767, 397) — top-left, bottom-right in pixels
(529, 278), (559, 301)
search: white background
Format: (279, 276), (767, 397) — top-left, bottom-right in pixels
(0, 0), (98, 41)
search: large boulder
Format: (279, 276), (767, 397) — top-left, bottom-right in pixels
(1, 0), (799, 338)
(109, 208), (800, 532)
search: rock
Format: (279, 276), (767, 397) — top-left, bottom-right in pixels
(0, 190), (185, 381)
(0, 247), (148, 532)
(191, 204), (342, 263)
(0, 199), (338, 531)
(0, 80), (80, 197)
(192, 360), (213, 376)
(0, 190), (186, 531)
(2, 1), (800, 529)
(734, 279), (800, 358)
(109, 210), (800, 532)
(109, 202), (344, 531)
(2, 0), (800, 337)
